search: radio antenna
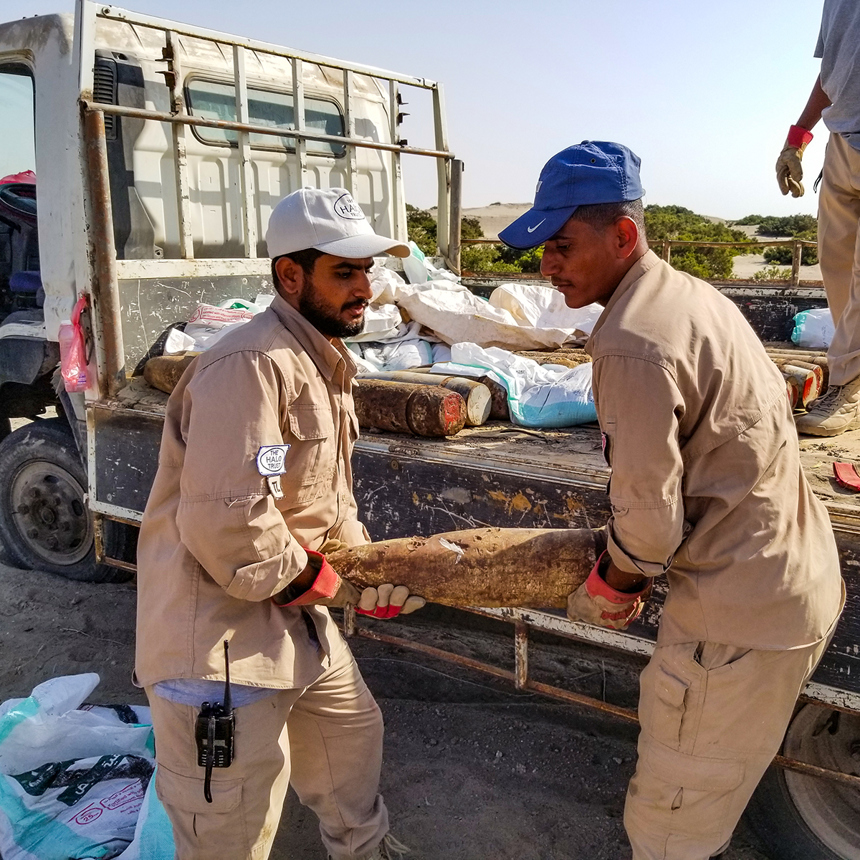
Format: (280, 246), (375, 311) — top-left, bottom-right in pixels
(222, 640), (232, 714)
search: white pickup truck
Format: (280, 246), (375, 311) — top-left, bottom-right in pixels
(0, 4), (856, 858)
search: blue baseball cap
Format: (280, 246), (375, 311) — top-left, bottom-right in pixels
(499, 141), (644, 250)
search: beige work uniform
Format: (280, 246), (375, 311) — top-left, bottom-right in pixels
(586, 251), (844, 859)
(819, 132), (860, 385)
(135, 295), (387, 860)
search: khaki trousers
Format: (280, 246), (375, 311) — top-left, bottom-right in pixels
(146, 636), (388, 860)
(819, 132), (860, 386)
(624, 635), (831, 860)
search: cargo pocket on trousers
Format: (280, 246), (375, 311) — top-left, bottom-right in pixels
(155, 764), (243, 815)
(638, 741), (745, 837)
(647, 665), (692, 750)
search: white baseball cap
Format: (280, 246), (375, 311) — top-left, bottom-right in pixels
(266, 187), (410, 259)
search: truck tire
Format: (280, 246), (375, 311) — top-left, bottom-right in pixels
(744, 704), (860, 860)
(0, 418), (134, 583)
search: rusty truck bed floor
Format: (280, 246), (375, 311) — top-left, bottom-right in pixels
(115, 354), (860, 520)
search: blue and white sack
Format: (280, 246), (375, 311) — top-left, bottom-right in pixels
(0, 674), (174, 859)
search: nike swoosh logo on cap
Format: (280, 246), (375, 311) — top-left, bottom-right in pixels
(526, 219), (546, 233)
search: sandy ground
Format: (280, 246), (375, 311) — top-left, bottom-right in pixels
(0, 551), (773, 860)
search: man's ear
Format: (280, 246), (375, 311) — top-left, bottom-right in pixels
(613, 217), (640, 260)
(274, 256), (304, 299)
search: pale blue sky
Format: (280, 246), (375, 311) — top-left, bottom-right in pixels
(2, 0), (827, 220)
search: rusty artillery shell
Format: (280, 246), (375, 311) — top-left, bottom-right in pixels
(766, 349), (829, 389)
(143, 353), (197, 394)
(354, 378), (466, 437)
(782, 374), (801, 410)
(358, 371), (491, 426)
(780, 363), (821, 407)
(327, 526), (599, 609)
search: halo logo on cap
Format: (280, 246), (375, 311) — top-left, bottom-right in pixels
(333, 193), (365, 220)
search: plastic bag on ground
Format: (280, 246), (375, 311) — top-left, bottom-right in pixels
(0, 674), (174, 860)
(792, 308), (834, 349)
(433, 343), (597, 428)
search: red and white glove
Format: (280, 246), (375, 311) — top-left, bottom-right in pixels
(776, 125), (814, 198)
(273, 550), (425, 618)
(566, 551), (650, 630)
(356, 584), (425, 618)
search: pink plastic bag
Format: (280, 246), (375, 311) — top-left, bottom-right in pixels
(58, 295), (90, 393)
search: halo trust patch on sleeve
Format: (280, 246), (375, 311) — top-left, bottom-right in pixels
(256, 445), (290, 476)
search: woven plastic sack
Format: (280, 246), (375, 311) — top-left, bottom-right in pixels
(0, 674), (174, 860)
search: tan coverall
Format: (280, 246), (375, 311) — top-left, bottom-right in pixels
(819, 132), (860, 385)
(135, 295), (387, 860)
(586, 250), (844, 859)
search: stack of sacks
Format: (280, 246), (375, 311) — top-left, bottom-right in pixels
(346, 266), (444, 371)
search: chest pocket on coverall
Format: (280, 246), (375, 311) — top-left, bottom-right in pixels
(283, 404), (336, 505)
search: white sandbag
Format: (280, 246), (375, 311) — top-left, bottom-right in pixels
(369, 265), (407, 305)
(165, 303), (258, 354)
(0, 675), (151, 775)
(792, 308), (835, 349)
(361, 338), (434, 371)
(345, 303), (403, 342)
(0, 674), (174, 860)
(488, 283), (602, 337)
(402, 241), (431, 284)
(395, 284), (579, 350)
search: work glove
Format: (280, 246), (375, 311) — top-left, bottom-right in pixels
(317, 538), (425, 616)
(272, 549), (360, 607)
(776, 125), (814, 198)
(273, 550), (426, 617)
(356, 584), (426, 618)
(566, 551), (650, 631)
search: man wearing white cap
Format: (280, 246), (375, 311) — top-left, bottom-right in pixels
(136, 187), (421, 860)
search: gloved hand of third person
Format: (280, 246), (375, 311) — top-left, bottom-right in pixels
(273, 549), (425, 618)
(775, 125), (814, 198)
(566, 551), (650, 630)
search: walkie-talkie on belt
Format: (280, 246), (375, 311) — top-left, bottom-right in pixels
(195, 639), (235, 803)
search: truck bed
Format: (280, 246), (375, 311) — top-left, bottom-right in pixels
(101, 347), (860, 698)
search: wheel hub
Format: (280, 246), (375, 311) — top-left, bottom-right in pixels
(10, 461), (92, 566)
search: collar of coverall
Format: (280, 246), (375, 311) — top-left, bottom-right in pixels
(269, 292), (359, 383)
(584, 249), (661, 357)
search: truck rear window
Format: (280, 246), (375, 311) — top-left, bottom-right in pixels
(186, 79), (345, 157)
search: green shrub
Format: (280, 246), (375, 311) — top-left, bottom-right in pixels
(752, 265), (791, 282)
(755, 214), (817, 237)
(644, 205), (755, 280)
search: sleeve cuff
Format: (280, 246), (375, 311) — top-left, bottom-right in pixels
(606, 528), (669, 578)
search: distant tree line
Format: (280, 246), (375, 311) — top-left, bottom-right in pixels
(407, 203), (821, 279)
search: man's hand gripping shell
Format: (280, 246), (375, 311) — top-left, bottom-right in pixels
(272, 540), (425, 618)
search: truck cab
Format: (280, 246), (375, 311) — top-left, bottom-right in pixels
(0, 0), (458, 580)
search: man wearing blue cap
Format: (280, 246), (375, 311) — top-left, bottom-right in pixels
(501, 142), (844, 859)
